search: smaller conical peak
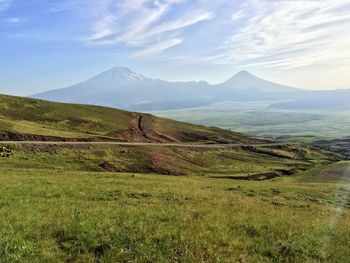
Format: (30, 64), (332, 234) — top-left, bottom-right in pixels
(223, 70), (258, 84)
(234, 70), (255, 78)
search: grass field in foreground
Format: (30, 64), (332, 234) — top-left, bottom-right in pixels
(0, 163), (349, 262)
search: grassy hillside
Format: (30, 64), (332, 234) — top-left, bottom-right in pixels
(0, 163), (349, 262)
(0, 143), (336, 176)
(0, 94), (258, 144)
(0, 93), (340, 177)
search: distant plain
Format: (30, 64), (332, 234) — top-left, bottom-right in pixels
(151, 101), (350, 142)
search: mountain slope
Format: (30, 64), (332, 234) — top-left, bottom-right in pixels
(0, 94), (262, 144)
(32, 67), (306, 111)
(218, 70), (300, 92)
(33, 67), (215, 110)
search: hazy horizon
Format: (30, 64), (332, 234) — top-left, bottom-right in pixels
(1, 66), (350, 97)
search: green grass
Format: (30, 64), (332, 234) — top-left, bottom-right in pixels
(0, 95), (130, 137)
(1, 94), (349, 262)
(0, 94), (253, 144)
(0, 164), (349, 262)
(0, 144), (335, 176)
(298, 161), (350, 183)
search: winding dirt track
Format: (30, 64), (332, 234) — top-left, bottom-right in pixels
(0, 141), (293, 148)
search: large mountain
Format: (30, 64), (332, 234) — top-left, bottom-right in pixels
(32, 67), (349, 111)
(33, 67), (215, 110)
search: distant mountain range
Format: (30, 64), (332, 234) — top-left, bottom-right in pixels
(32, 67), (350, 111)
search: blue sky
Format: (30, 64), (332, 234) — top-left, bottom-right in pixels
(1, 0), (350, 95)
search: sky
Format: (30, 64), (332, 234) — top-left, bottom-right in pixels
(0, 0), (350, 95)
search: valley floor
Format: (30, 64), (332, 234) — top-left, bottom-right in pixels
(150, 104), (350, 142)
(0, 163), (349, 262)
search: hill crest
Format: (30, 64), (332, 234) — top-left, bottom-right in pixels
(0, 94), (263, 144)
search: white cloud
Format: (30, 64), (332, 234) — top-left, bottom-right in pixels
(115, 1), (172, 45)
(86, 0), (214, 57)
(86, 0), (173, 46)
(133, 38), (182, 57)
(220, 0), (350, 70)
(5, 17), (22, 23)
(0, 0), (12, 11)
(90, 15), (115, 40)
(231, 10), (245, 21)
(144, 12), (214, 38)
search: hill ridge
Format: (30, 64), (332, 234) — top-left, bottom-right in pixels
(0, 93), (263, 144)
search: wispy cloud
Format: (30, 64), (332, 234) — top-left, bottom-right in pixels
(231, 10), (245, 21)
(219, 0), (350, 70)
(90, 15), (115, 41)
(4, 17), (22, 23)
(133, 37), (182, 57)
(42, 0), (350, 69)
(85, 0), (214, 56)
(143, 12), (214, 39)
(0, 0), (12, 11)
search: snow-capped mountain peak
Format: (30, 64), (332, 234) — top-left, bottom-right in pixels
(87, 67), (147, 84)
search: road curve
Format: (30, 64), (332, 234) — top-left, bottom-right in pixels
(0, 141), (293, 148)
